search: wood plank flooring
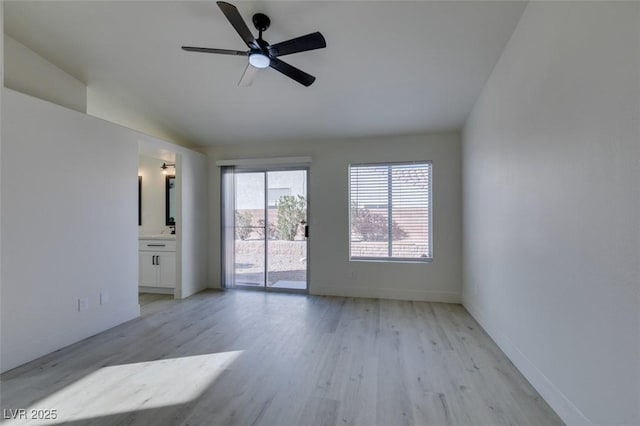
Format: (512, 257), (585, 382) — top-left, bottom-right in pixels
(0, 291), (563, 425)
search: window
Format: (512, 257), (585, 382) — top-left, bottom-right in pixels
(349, 162), (432, 262)
(267, 188), (291, 207)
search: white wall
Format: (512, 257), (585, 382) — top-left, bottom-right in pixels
(138, 155), (173, 235)
(1, 3), (4, 338)
(462, 2), (640, 425)
(208, 133), (462, 302)
(176, 152), (208, 299)
(1, 89), (140, 373)
(3, 35), (86, 113)
(87, 88), (199, 151)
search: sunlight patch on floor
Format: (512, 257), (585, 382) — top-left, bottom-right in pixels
(3, 351), (243, 425)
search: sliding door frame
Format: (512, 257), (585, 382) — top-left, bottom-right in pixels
(221, 165), (310, 294)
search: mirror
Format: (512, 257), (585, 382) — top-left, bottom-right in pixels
(138, 176), (142, 226)
(166, 175), (176, 226)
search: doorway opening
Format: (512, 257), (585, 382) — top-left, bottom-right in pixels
(222, 168), (308, 292)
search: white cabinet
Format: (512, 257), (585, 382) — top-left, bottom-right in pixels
(139, 238), (176, 292)
(157, 252), (176, 288)
(139, 252), (158, 287)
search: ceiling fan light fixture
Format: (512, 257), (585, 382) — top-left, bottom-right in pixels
(249, 53), (270, 68)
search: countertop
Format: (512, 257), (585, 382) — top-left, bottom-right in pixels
(139, 234), (176, 241)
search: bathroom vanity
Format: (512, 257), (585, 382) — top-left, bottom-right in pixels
(139, 235), (176, 294)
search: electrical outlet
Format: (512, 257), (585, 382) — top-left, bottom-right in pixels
(100, 291), (110, 305)
(78, 297), (89, 312)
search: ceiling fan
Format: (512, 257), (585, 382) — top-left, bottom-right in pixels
(182, 1), (326, 87)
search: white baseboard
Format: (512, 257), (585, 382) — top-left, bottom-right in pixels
(311, 285), (461, 303)
(463, 301), (592, 426)
(139, 286), (174, 295)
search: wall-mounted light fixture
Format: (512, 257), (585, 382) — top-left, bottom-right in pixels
(160, 162), (175, 175)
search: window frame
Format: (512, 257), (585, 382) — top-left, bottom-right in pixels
(348, 161), (433, 263)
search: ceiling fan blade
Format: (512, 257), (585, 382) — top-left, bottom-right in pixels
(182, 46), (248, 56)
(269, 32), (326, 57)
(216, 1), (257, 48)
(269, 57), (316, 87)
(238, 63), (260, 87)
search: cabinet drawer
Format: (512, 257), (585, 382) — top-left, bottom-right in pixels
(139, 240), (176, 252)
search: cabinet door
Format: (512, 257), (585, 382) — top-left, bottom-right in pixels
(139, 253), (158, 286)
(157, 252), (176, 288)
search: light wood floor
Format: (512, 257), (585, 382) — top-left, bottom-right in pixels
(1, 291), (563, 425)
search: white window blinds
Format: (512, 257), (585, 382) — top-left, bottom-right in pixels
(349, 162), (432, 261)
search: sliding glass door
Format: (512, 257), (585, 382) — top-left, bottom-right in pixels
(233, 172), (266, 287)
(223, 168), (308, 292)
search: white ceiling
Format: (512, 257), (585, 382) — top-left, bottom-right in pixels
(4, 1), (526, 147)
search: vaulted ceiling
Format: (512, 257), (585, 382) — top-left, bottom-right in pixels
(4, 1), (527, 147)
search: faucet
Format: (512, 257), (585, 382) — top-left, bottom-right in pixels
(170, 225), (176, 235)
